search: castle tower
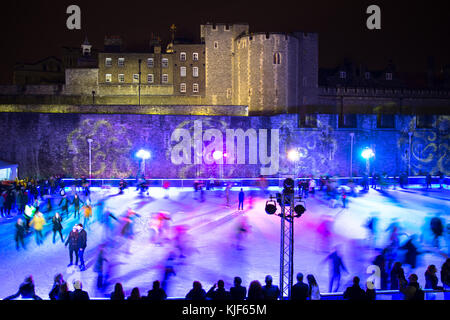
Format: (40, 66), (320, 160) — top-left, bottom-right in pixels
(235, 32), (303, 115)
(200, 23), (249, 106)
(81, 36), (92, 56)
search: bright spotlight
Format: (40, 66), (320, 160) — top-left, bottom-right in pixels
(212, 150), (223, 161)
(361, 147), (375, 160)
(136, 149), (151, 160)
(287, 149), (300, 162)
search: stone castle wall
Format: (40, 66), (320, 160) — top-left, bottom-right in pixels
(0, 112), (448, 179)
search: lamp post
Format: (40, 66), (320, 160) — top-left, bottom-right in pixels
(213, 150), (225, 179)
(87, 138), (93, 181)
(408, 132), (413, 176)
(287, 149), (300, 178)
(350, 132), (354, 178)
(362, 147), (375, 176)
(136, 149), (151, 177)
(138, 59), (142, 106)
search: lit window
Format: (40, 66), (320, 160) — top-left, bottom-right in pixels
(162, 58), (169, 68)
(193, 52), (199, 61)
(162, 74), (169, 83)
(105, 74), (112, 82)
(339, 71), (347, 79)
(386, 72), (393, 80)
(214, 41), (219, 49)
(147, 58), (154, 68)
(273, 52), (281, 65)
(105, 58), (112, 67)
(193, 83), (199, 93)
(180, 52), (186, 61)
(133, 74), (139, 83)
(118, 74), (125, 82)
(118, 58), (125, 67)
(180, 67), (186, 77)
(180, 83), (186, 93)
(193, 67), (199, 77)
(147, 74), (154, 83)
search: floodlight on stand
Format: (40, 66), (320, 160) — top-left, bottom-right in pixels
(293, 204), (306, 217)
(283, 178), (295, 195)
(265, 200), (278, 215)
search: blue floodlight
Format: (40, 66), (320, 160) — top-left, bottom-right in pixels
(287, 149), (300, 162)
(136, 149), (151, 160)
(361, 147), (375, 160)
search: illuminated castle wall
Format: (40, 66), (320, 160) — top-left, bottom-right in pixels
(0, 112), (448, 179)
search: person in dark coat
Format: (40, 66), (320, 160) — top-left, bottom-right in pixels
(58, 195), (70, 217)
(110, 283), (125, 300)
(145, 280), (167, 301)
(373, 252), (388, 290)
(323, 246), (348, 292)
(238, 188), (245, 210)
(70, 280), (90, 300)
(57, 282), (71, 300)
(430, 215), (444, 248)
(65, 225), (79, 266)
(247, 280), (264, 301)
(77, 224), (87, 271)
(4, 191), (14, 218)
(127, 287), (141, 300)
(262, 275), (280, 300)
(4, 275), (42, 300)
(14, 218), (26, 250)
(343, 277), (366, 300)
(71, 194), (84, 219)
(425, 264), (443, 290)
(52, 212), (64, 243)
(400, 274), (424, 300)
(206, 280), (231, 300)
(425, 173), (432, 189)
(49, 273), (65, 300)
(390, 262), (407, 290)
(94, 244), (108, 290)
(400, 235), (421, 269)
(291, 273), (309, 301)
(185, 281), (207, 300)
(230, 277), (247, 300)
(441, 259), (450, 300)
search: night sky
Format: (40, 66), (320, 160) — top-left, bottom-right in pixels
(1, 0), (449, 84)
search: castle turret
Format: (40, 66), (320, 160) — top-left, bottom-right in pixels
(200, 23), (249, 105)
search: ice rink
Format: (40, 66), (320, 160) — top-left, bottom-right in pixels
(1, 184), (449, 299)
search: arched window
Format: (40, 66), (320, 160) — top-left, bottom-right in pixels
(273, 52), (281, 65)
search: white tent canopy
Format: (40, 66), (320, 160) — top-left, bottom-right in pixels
(0, 160), (18, 181)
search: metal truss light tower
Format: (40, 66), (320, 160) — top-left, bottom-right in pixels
(265, 178), (306, 300)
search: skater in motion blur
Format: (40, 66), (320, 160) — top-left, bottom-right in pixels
(150, 211), (172, 245)
(30, 210), (46, 245)
(322, 245), (349, 292)
(235, 214), (251, 250)
(4, 275), (42, 300)
(364, 212), (379, 248)
(430, 213), (444, 248)
(118, 179), (128, 194)
(14, 218), (26, 250)
(71, 194), (84, 220)
(52, 212), (64, 244)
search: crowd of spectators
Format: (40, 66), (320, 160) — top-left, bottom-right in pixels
(3, 259), (449, 301)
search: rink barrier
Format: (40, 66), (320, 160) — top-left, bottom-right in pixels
(61, 176), (449, 189)
(81, 288), (449, 300)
